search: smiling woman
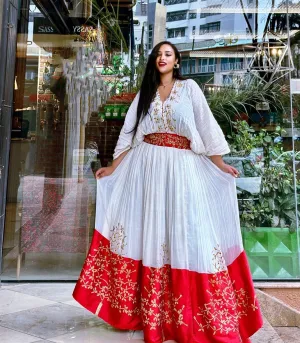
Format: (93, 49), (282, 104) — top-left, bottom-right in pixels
(73, 41), (263, 343)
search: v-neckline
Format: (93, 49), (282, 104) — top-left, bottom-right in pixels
(157, 79), (177, 105)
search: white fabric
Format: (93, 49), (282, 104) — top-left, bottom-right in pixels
(96, 78), (243, 274)
(113, 79), (230, 159)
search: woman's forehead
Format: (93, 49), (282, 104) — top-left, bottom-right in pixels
(158, 45), (174, 53)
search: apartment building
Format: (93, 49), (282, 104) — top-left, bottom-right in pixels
(165, 0), (256, 85)
(135, 0), (255, 86)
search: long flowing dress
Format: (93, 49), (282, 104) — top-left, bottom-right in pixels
(73, 79), (263, 343)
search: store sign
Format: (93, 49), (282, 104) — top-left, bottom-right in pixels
(37, 25), (57, 34)
(33, 17), (94, 35)
(34, 18), (59, 34)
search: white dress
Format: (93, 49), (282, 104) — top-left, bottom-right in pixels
(73, 79), (263, 343)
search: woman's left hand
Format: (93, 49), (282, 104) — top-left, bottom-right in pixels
(219, 163), (239, 178)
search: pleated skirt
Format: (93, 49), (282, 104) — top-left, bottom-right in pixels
(73, 142), (263, 343)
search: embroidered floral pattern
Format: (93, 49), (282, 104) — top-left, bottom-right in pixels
(75, 233), (262, 341)
(141, 265), (188, 330)
(150, 80), (183, 133)
(161, 242), (170, 265)
(77, 232), (187, 329)
(78, 237), (141, 317)
(193, 246), (259, 335)
(110, 223), (127, 255)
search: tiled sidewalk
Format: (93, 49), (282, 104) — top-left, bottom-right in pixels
(0, 283), (296, 342)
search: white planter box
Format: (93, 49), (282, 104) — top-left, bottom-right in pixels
(281, 128), (300, 138)
(236, 177), (262, 194)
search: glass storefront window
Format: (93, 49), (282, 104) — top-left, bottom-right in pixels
(1, 0), (300, 282)
(2, 0), (132, 280)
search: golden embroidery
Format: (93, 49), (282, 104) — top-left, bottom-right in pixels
(110, 223), (127, 255)
(163, 103), (176, 132)
(79, 234), (187, 330)
(78, 237), (260, 337)
(144, 133), (191, 150)
(193, 246), (259, 335)
(161, 242), (170, 265)
(141, 265), (188, 330)
(79, 239), (141, 317)
(151, 80), (183, 132)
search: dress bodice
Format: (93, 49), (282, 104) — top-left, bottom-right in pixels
(113, 79), (230, 159)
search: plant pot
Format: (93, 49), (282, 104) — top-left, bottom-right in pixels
(281, 128), (300, 138)
(241, 227), (299, 279)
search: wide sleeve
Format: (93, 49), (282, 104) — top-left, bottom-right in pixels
(113, 92), (140, 160)
(189, 79), (230, 156)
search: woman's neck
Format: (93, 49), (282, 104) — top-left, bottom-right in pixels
(160, 73), (174, 86)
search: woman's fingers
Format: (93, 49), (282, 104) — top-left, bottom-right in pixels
(231, 167), (239, 177)
(95, 168), (105, 179)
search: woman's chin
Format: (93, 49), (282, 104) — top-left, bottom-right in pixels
(157, 68), (172, 74)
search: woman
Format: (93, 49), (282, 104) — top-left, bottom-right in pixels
(73, 41), (263, 343)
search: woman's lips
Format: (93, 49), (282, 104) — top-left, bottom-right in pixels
(158, 62), (167, 66)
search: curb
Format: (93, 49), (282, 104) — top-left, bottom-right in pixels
(256, 289), (300, 327)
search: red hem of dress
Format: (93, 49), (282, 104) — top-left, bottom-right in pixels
(73, 230), (263, 343)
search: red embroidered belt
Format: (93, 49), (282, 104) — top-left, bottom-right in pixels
(144, 133), (191, 150)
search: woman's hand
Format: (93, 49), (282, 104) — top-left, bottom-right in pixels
(219, 163), (239, 178)
(95, 166), (115, 179)
(209, 155), (239, 178)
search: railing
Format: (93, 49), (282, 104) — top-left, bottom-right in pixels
(181, 65), (196, 75)
(167, 12), (187, 22)
(181, 67), (189, 75)
(165, 0), (188, 4)
(182, 65), (216, 75)
(198, 65), (216, 73)
(200, 12), (221, 18)
(221, 62), (243, 71)
(175, 40), (216, 51)
(199, 27), (220, 35)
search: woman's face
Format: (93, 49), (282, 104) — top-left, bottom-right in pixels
(155, 44), (178, 75)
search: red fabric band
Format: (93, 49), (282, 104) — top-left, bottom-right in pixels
(144, 133), (191, 150)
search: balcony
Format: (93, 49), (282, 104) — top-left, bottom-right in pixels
(198, 65), (216, 73)
(182, 64), (216, 75)
(167, 12), (187, 22)
(166, 20), (189, 29)
(181, 65), (196, 75)
(221, 62), (244, 71)
(165, 0), (187, 4)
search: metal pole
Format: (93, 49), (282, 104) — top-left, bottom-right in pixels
(130, 7), (135, 91)
(287, 1), (300, 253)
(0, 0), (19, 273)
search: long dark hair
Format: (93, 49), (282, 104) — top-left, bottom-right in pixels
(131, 41), (185, 136)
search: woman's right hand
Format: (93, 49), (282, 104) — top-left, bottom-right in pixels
(95, 166), (115, 179)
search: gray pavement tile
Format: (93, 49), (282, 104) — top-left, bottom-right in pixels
(1, 283), (76, 303)
(274, 326), (300, 343)
(0, 303), (103, 340)
(251, 317), (284, 343)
